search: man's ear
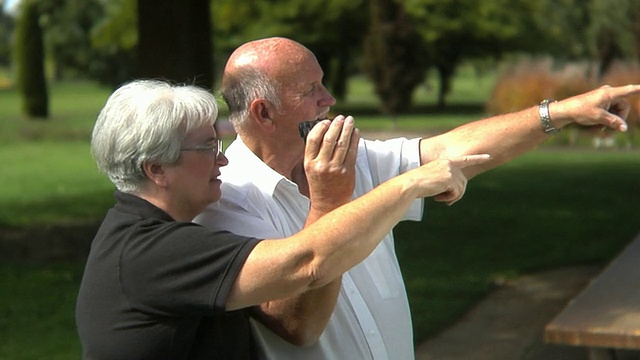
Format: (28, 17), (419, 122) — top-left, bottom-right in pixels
(142, 162), (168, 187)
(249, 99), (277, 133)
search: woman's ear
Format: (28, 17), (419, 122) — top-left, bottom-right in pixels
(142, 162), (168, 187)
(249, 99), (277, 133)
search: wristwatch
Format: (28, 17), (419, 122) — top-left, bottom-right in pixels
(539, 99), (559, 134)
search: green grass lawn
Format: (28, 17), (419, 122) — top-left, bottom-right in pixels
(1, 78), (639, 357)
(0, 82), (115, 228)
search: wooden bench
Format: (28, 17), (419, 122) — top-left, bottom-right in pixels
(544, 232), (640, 360)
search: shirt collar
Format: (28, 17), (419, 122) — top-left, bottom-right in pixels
(113, 190), (174, 221)
(222, 136), (296, 196)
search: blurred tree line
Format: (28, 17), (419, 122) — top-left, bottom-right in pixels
(3, 0), (640, 118)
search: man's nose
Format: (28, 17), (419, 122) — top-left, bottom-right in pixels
(319, 84), (336, 107)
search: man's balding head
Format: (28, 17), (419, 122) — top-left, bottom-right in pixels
(221, 38), (319, 132)
(224, 37), (313, 79)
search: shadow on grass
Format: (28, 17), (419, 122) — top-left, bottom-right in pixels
(0, 190), (113, 264)
(0, 222), (99, 264)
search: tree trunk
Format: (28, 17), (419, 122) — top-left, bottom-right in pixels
(137, 0), (213, 90)
(436, 64), (454, 109)
(363, 0), (428, 115)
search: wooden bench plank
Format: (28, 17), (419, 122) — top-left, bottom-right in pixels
(545, 232), (640, 350)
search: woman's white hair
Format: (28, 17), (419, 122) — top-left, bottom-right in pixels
(91, 79), (219, 193)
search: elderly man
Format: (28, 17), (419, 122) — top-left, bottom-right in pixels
(76, 79), (486, 359)
(194, 37), (640, 359)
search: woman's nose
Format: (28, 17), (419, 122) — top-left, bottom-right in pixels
(216, 151), (229, 167)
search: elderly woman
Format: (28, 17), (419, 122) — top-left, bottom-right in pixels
(75, 79), (485, 359)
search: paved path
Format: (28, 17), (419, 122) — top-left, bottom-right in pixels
(414, 266), (605, 360)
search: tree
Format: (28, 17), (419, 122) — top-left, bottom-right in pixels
(401, 0), (597, 108)
(362, 0), (429, 115)
(40, 0), (100, 79)
(137, 0), (213, 89)
(37, 0), (213, 90)
(89, 0), (137, 88)
(38, 0), (136, 87)
(266, 0), (369, 101)
(212, 0), (368, 100)
(405, 0), (536, 108)
(632, 2), (640, 59)
(587, 0), (635, 77)
(14, 0), (48, 119)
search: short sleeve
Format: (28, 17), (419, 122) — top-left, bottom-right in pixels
(119, 222), (260, 316)
(358, 137), (424, 221)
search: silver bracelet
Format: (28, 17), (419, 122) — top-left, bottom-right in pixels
(539, 99), (559, 134)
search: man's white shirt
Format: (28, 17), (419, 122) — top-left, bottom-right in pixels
(194, 136), (424, 360)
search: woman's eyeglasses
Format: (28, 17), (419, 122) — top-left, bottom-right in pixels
(180, 139), (223, 158)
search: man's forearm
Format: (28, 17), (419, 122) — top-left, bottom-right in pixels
(251, 279), (341, 346)
(420, 106), (545, 179)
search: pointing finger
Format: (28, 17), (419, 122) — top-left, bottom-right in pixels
(607, 84), (640, 99)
